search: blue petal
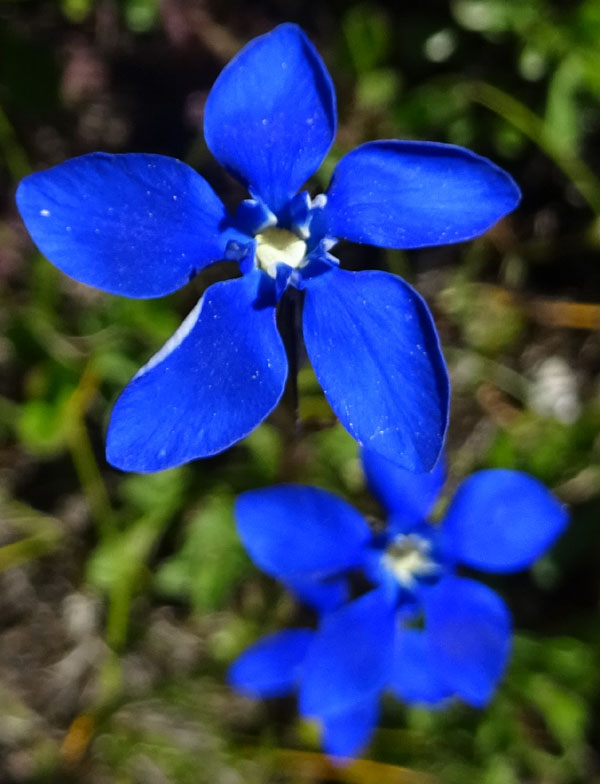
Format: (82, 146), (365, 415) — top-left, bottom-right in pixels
(320, 697), (379, 760)
(424, 576), (511, 707)
(390, 629), (450, 706)
(235, 485), (370, 579)
(16, 153), (235, 297)
(302, 268), (449, 472)
(229, 629), (314, 698)
(441, 470), (568, 573)
(361, 448), (445, 526)
(106, 271), (287, 471)
(204, 23), (336, 214)
(323, 141), (521, 249)
(299, 587), (396, 716)
(285, 576), (348, 613)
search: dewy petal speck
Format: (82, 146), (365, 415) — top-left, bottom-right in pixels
(16, 23), (521, 473)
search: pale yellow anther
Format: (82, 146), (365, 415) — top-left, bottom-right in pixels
(255, 227), (307, 278)
(382, 534), (438, 589)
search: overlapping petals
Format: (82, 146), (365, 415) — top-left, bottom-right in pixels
(362, 446), (446, 527)
(229, 625), (379, 759)
(424, 576), (511, 707)
(229, 629), (314, 698)
(106, 272), (287, 472)
(391, 630), (450, 705)
(284, 576), (348, 613)
(392, 579), (512, 708)
(235, 484), (370, 578)
(299, 588), (396, 717)
(16, 153), (236, 297)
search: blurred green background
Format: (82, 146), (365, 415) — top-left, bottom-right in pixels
(1, 0), (600, 782)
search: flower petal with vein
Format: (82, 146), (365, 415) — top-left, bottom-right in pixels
(17, 24), (520, 473)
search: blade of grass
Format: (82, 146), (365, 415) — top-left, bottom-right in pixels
(64, 363), (116, 539)
(0, 103), (31, 182)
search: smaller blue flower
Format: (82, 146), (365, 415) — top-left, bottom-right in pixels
(230, 452), (568, 759)
(16, 23), (519, 474)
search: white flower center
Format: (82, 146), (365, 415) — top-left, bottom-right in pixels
(382, 534), (438, 589)
(255, 227), (307, 278)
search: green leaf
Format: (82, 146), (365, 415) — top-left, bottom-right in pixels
(17, 386), (75, 455)
(527, 674), (587, 749)
(155, 492), (249, 612)
(119, 467), (188, 516)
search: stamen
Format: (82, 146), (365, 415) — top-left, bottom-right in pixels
(255, 227), (307, 278)
(382, 534), (439, 589)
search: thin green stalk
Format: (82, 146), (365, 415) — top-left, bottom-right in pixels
(65, 365), (116, 539)
(0, 499), (64, 571)
(104, 511), (172, 651)
(277, 287), (303, 438)
(444, 345), (529, 402)
(98, 510), (172, 703)
(0, 533), (59, 572)
(0, 103), (30, 182)
(106, 578), (132, 651)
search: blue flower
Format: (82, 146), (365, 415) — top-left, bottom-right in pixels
(229, 452), (568, 759)
(17, 24), (520, 473)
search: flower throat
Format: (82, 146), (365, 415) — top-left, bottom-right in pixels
(255, 227), (307, 278)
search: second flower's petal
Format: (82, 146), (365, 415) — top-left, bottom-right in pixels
(285, 576), (349, 613)
(303, 268), (449, 472)
(390, 629), (450, 705)
(424, 576), (511, 707)
(106, 271), (287, 471)
(228, 629), (314, 698)
(300, 587), (396, 716)
(361, 447), (445, 525)
(323, 141), (520, 249)
(441, 470), (568, 573)
(235, 485), (371, 579)
(320, 697), (379, 760)
(16, 153), (234, 297)
(204, 23), (336, 214)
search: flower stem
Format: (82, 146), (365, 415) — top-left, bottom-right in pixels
(277, 287), (304, 440)
(65, 364), (116, 540)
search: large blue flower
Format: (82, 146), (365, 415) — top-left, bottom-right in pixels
(230, 452), (568, 759)
(16, 24), (520, 473)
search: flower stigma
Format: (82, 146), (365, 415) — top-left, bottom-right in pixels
(382, 533), (439, 589)
(255, 227), (307, 278)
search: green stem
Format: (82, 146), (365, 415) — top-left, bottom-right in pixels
(0, 103), (30, 182)
(0, 533), (59, 572)
(106, 578), (132, 651)
(277, 287), (303, 439)
(65, 365), (116, 539)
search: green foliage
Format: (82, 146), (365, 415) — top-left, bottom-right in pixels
(343, 4), (392, 73)
(155, 491), (250, 612)
(124, 0), (159, 32)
